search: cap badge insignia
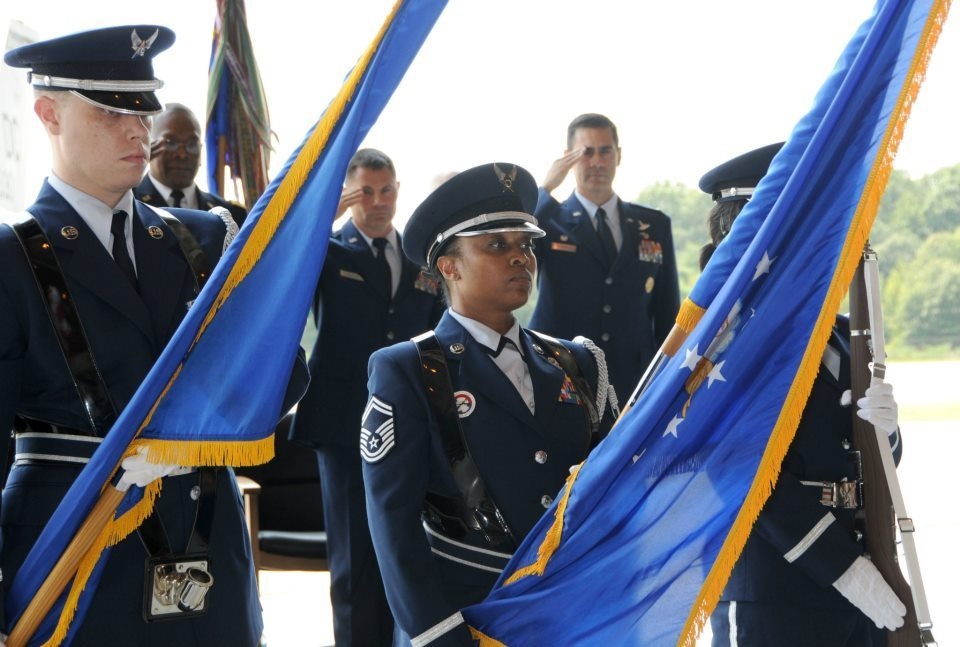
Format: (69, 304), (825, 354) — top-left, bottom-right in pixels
(148, 226), (164, 239)
(131, 29), (159, 58)
(61, 226), (79, 240)
(493, 163), (517, 192)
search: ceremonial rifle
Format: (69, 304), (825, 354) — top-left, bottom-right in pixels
(849, 242), (935, 647)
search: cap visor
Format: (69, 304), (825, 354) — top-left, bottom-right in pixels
(73, 89), (162, 115)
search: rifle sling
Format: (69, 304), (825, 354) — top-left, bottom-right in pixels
(413, 332), (516, 549)
(8, 211), (217, 558)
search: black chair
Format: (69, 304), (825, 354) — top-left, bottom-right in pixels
(236, 413), (328, 579)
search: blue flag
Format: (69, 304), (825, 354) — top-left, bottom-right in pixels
(5, 1), (447, 644)
(463, 1), (949, 645)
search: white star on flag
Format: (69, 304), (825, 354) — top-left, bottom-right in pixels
(753, 251), (776, 280)
(707, 361), (727, 387)
(681, 345), (701, 372)
(663, 415), (683, 438)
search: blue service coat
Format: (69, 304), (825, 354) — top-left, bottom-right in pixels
(290, 218), (444, 448)
(714, 318), (903, 640)
(530, 190), (680, 397)
(362, 312), (613, 646)
(135, 175), (248, 226)
(0, 181), (306, 645)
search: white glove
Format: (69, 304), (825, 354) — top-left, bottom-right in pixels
(832, 556), (906, 630)
(117, 447), (182, 492)
(856, 382), (899, 436)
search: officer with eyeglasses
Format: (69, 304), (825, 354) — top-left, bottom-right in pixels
(135, 102), (247, 225)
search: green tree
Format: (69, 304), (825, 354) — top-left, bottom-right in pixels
(885, 226), (960, 348)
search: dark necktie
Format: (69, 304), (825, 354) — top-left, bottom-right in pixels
(488, 336), (521, 359)
(169, 189), (184, 208)
(372, 237), (392, 297)
(111, 210), (138, 288)
(595, 207), (617, 267)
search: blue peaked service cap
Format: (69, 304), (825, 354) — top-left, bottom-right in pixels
(699, 142), (785, 202)
(4, 25), (175, 115)
(403, 162), (544, 268)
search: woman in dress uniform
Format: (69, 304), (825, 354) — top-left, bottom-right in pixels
(361, 163), (617, 647)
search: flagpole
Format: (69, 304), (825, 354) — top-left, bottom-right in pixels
(616, 323), (688, 422)
(5, 486), (127, 647)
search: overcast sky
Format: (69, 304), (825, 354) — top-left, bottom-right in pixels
(4, 1), (959, 223)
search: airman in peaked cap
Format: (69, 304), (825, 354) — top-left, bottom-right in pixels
(4, 25), (175, 114)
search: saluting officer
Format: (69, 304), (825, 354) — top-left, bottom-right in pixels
(135, 102), (248, 225)
(362, 163), (617, 646)
(530, 113), (680, 398)
(290, 148), (444, 646)
(0, 26), (306, 645)
(699, 144), (907, 647)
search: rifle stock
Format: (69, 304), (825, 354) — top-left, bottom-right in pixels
(849, 250), (921, 646)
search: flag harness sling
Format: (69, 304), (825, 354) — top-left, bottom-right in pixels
(412, 330), (600, 549)
(8, 210), (219, 622)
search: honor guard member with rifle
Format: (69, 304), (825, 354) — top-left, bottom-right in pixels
(361, 163), (618, 646)
(529, 113), (680, 397)
(290, 148), (445, 646)
(135, 103), (248, 226)
(699, 144), (907, 647)
(0, 26), (307, 645)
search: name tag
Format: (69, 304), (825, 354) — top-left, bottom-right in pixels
(551, 242), (578, 253)
(339, 269), (365, 282)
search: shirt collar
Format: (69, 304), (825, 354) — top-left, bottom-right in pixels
(354, 224), (398, 252)
(48, 172), (134, 249)
(149, 173), (199, 209)
(574, 190), (619, 221)
(448, 309), (523, 357)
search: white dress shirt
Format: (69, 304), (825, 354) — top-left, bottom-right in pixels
(48, 173), (138, 273)
(448, 310), (535, 414)
(574, 190), (623, 251)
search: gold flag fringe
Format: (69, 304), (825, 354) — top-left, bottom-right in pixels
(677, 2), (951, 644)
(471, 626), (509, 646)
(675, 298), (706, 333)
(502, 464), (582, 586)
(41, 2), (408, 643)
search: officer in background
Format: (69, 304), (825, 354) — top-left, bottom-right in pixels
(135, 102), (247, 225)
(699, 144), (906, 646)
(1, 26), (306, 645)
(290, 148), (444, 646)
(530, 113), (680, 398)
(362, 163), (617, 646)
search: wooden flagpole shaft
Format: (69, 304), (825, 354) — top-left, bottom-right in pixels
(6, 486), (126, 647)
(849, 249), (921, 647)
